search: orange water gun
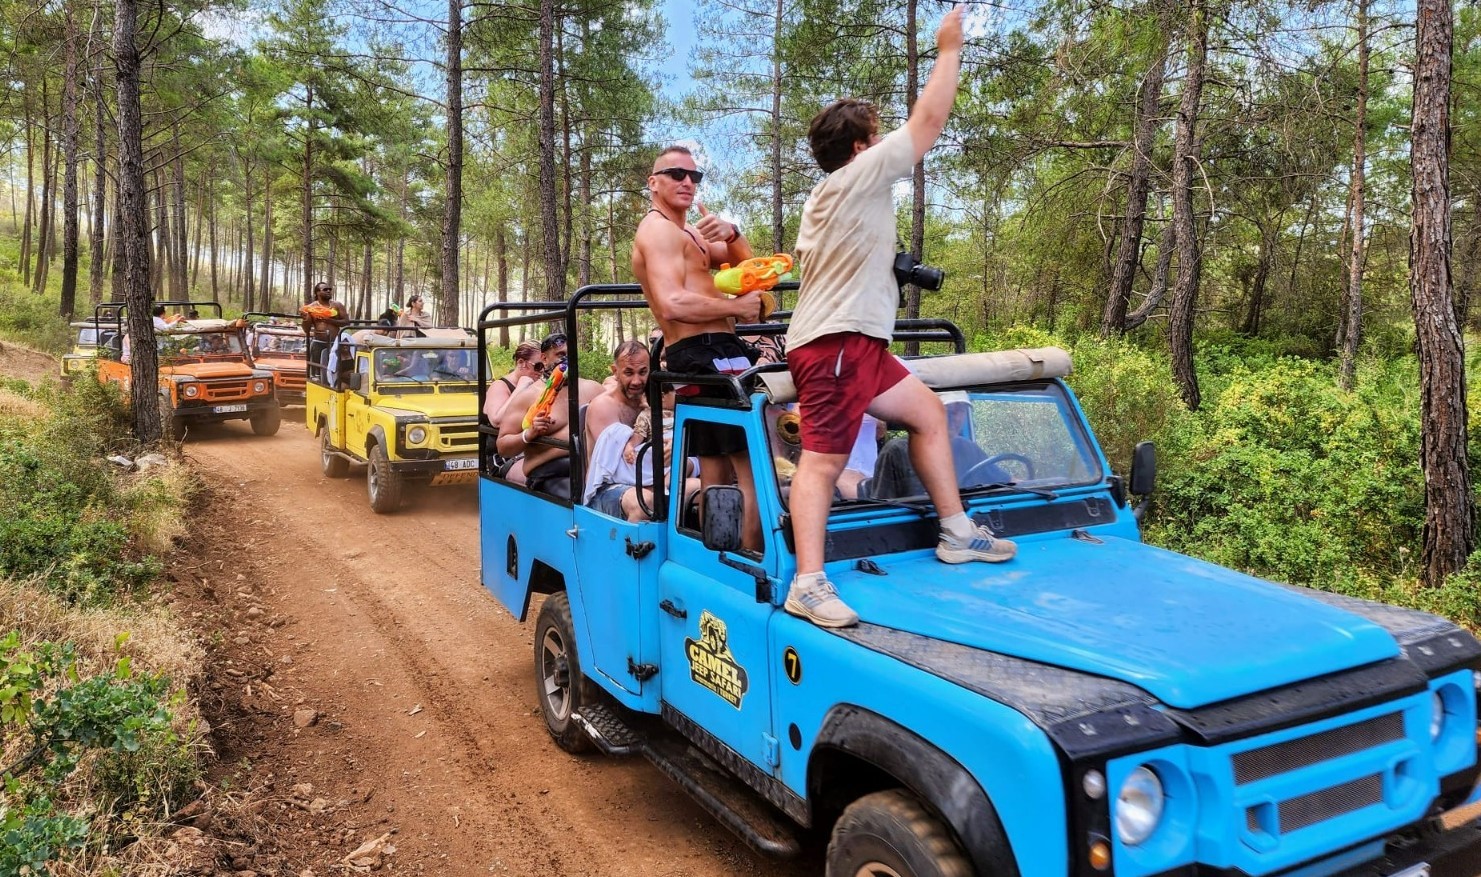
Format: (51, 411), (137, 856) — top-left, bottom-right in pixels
(522, 360), (567, 430)
(300, 303), (337, 320)
(715, 253), (793, 295)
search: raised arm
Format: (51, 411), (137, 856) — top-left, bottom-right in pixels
(904, 5), (964, 163)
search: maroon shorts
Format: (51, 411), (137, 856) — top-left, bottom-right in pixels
(789, 333), (909, 455)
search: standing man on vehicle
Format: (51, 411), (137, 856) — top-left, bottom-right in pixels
(300, 281), (348, 380)
(632, 145), (765, 551)
(783, 6), (1015, 629)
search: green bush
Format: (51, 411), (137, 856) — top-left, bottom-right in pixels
(0, 275), (70, 354)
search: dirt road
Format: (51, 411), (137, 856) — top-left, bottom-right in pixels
(182, 417), (818, 876)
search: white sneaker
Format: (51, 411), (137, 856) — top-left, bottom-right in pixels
(937, 525), (1017, 564)
(783, 576), (859, 628)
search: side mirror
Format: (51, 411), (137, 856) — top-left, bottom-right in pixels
(701, 485), (744, 553)
(1130, 441), (1156, 496)
(346, 372), (362, 392)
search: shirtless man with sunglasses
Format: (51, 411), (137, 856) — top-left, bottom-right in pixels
(632, 145), (765, 550)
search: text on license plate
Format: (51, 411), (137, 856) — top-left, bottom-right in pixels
(1390, 864), (1429, 877)
(213, 404), (248, 413)
(444, 458), (478, 471)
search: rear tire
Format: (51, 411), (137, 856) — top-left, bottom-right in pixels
(250, 403), (282, 436)
(533, 592), (595, 754)
(367, 442), (403, 513)
(320, 427), (349, 478)
(826, 789), (973, 877)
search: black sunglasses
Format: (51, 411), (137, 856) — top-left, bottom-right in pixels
(529, 361), (546, 373)
(654, 167), (703, 185)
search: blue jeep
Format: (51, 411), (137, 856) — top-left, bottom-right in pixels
(477, 288), (1481, 877)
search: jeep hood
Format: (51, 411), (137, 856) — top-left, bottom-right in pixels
(163, 362), (256, 378)
(835, 535), (1401, 709)
(376, 393), (477, 419)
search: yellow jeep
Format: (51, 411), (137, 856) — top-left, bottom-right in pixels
(306, 327), (481, 513)
(60, 315), (120, 383)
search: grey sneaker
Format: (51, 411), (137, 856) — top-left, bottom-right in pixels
(784, 576), (859, 628)
(937, 525), (1017, 564)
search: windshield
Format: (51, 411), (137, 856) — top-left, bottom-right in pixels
(373, 348), (476, 386)
(769, 382), (1101, 508)
(252, 332), (306, 356)
(159, 331), (244, 358)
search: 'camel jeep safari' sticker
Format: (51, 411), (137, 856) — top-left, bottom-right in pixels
(685, 611), (750, 708)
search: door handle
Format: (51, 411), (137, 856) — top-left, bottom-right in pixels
(565, 526), (580, 539)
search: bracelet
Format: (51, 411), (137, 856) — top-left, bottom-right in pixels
(522, 428), (533, 444)
(724, 224), (739, 244)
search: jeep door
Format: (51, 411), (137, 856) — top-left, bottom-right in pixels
(656, 410), (779, 775)
(344, 356), (374, 458)
(570, 506), (663, 704)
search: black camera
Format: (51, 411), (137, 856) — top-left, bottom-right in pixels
(893, 250), (945, 291)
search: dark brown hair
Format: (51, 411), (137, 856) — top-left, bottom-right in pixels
(514, 340), (541, 362)
(808, 99), (879, 173)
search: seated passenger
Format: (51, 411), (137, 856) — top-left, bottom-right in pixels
(484, 340), (542, 424)
(587, 417), (698, 522)
(495, 332), (602, 499)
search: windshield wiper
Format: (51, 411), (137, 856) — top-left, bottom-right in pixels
(963, 481), (1058, 500)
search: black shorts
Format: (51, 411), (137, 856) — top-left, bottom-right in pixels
(525, 456), (572, 500)
(665, 333), (757, 458)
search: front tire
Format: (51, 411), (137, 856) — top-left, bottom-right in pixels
(250, 403), (282, 436)
(320, 427), (349, 478)
(533, 592), (595, 754)
(827, 789), (973, 877)
(367, 442), (403, 513)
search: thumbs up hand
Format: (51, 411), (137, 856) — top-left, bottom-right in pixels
(694, 203), (739, 245)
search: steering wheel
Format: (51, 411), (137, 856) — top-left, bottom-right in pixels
(963, 453), (1036, 485)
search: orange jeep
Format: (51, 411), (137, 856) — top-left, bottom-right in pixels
(94, 301), (282, 441)
(244, 312), (309, 405)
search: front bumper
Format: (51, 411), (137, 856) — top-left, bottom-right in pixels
(388, 455), (478, 485)
(174, 397), (278, 422)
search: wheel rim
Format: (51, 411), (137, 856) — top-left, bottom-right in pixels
(368, 457), (383, 499)
(321, 434), (333, 467)
(539, 628), (572, 720)
(852, 864), (905, 877)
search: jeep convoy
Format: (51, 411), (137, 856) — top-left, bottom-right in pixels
(306, 325), (481, 513)
(93, 301), (281, 440)
(475, 287), (1481, 877)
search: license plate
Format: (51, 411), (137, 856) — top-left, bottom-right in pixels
(212, 404), (248, 413)
(1390, 864), (1429, 877)
(444, 458), (478, 471)
(429, 471), (477, 487)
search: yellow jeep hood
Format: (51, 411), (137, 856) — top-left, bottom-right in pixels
(374, 391), (478, 419)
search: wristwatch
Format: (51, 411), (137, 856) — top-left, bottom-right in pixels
(724, 224), (740, 244)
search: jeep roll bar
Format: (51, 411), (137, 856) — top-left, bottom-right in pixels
(303, 319), (426, 385)
(475, 282), (967, 518)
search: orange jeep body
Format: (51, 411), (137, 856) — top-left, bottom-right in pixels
(245, 314), (309, 405)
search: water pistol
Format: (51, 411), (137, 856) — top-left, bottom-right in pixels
(714, 253), (794, 296)
(522, 359), (568, 430)
(300, 303), (337, 321)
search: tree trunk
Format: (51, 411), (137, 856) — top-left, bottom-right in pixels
(1411, 0), (1473, 586)
(1338, 0), (1370, 391)
(496, 225), (509, 347)
(172, 125), (187, 296)
(242, 170), (255, 310)
(191, 176), (204, 288)
(1167, 0), (1208, 410)
(440, 0), (463, 324)
(302, 83), (315, 298)
(260, 170), (274, 308)
(110, 174), (126, 301)
(35, 81), (55, 294)
(209, 177), (219, 301)
(1101, 1), (1171, 338)
(88, 90), (107, 305)
(903, 0), (923, 354)
(59, 2), (81, 319)
(114, 0), (161, 443)
(21, 94), (34, 286)
(770, 0), (785, 252)
(537, 0), (562, 301)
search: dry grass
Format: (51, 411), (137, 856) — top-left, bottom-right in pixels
(120, 462), (196, 555)
(0, 384), (48, 419)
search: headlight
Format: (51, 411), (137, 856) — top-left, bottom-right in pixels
(1431, 690), (1447, 742)
(407, 426), (428, 445)
(182, 383), (200, 398)
(253, 381), (268, 394)
(1116, 766), (1164, 846)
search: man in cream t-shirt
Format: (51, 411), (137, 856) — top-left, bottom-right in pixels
(782, 4), (1015, 630)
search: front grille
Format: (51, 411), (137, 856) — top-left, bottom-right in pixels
(202, 379), (253, 402)
(438, 424), (478, 452)
(270, 370), (305, 390)
(1232, 712), (1404, 785)
(1277, 773), (1384, 832)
